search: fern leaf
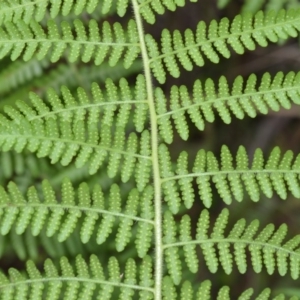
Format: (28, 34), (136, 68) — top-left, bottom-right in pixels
(176, 151), (194, 208)
(26, 260), (44, 299)
(0, 183), (21, 235)
(180, 281), (194, 300)
(119, 258), (137, 299)
(147, 9), (300, 83)
(0, 0), (114, 23)
(179, 215), (199, 274)
(172, 279), (298, 300)
(196, 209), (219, 273)
(0, 255), (155, 299)
(170, 87), (189, 140)
(0, 180), (154, 252)
(0, 19), (140, 68)
(80, 183), (103, 243)
(159, 144), (181, 213)
(57, 178), (80, 242)
(164, 209), (300, 279)
(156, 72), (300, 139)
(102, 256), (120, 299)
(229, 218), (247, 273)
(0, 80), (151, 181)
(161, 145), (300, 208)
(211, 209), (233, 274)
(44, 255), (63, 300)
(115, 188), (139, 252)
(8, 268), (28, 299)
(196, 280), (212, 300)
(217, 286), (230, 300)
(95, 184), (120, 245)
(139, 255), (154, 300)
(135, 186), (154, 258)
(162, 276), (177, 300)
(0, 0), (48, 24)
(155, 87), (174, 143)
(163, 211), (182, 285)
(256, 288), (271, 300)
(135, 130), (152, 191)
(76, 255), (97, 300)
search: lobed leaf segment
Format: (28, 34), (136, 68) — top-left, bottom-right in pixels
(0, 179), (154, 257)
(0, 0), (101, 24)
(0, 0), (200, 25)
(159, 144), (300, 212)
(0, 254), (155, 300)
(156, 72), (300, 143)
(163, 278), (299, 300)
(147, 9), (300, 83)
(163, 209), (300, 285)
(0, 18), (140, 68)
(0, 76), (152, 188)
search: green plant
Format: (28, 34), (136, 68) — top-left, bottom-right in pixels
(1, 0), (300, 299)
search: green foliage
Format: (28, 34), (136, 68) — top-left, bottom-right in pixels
(0, 1), (300, 300)
(0, 77), (151, 179)
(146, 9), (300, 83)
(157, 72), (300, 139)
(0, 18), (140, 67)
(0, 254), (155, 299)
(159, 145), (300, 210)
(164, 208), (300, 280)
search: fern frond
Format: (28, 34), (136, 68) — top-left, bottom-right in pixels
(0, 179), (154, 253)
(160, 144), (300, 209)
(0, 0), (48, 24)
(0, 0), (107, 24)
(146, 9), (300, 83)
(0, 0), (203, 26)
(0, 254), (155, 299)
(0, 78), (152, 180)
(163, 211), (182, 285)
(162, 278), (298, 299)
(0, 18), (140, 68)
(156, 71), (300, 142)
(163, 209), (300, 282)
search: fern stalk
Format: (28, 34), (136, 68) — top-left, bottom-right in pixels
(132, 1), (163, 299)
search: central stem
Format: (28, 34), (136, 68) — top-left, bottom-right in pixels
(131, 2), (163, 299)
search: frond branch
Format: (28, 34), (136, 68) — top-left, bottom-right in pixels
(29, 100), (147, 121)
(162, 169), (300, 182)
(0, 277), (154, 293)
(0, 202), (154, 225)
(0, 19), (140, 68)
(158, 144), (300, 210)
(155, 72), (300, 142)
(146, 9), (300, 83)
(0, 133), (150, 160)
(163, 239), (300, 258)
(157, 76), (300, 119)
(163, 209), (300, 283)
